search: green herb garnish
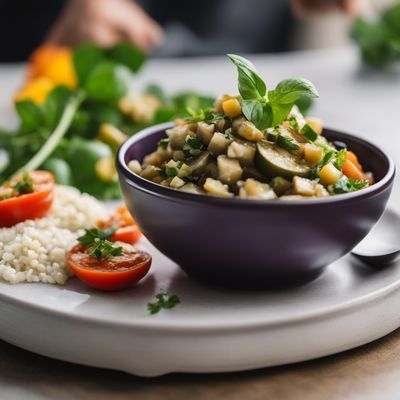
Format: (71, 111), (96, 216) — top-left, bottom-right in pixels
(185, 107), (224, 123)
(12, 171), (34, 195)
(333, 177), (368, 194)
(228, 54), (319, 130)
(277, 135), (300, 151)
(86, 238), (123, 259)
(77, 227), (115, 245)
(183, 136), (204, 157)
(157, 138), (170, 149)
(147, 292), (181, 315)
(77, 228), (123, 259)
(165, 161), (183, 178)
(224, 128), (235, 140)
(334, 149), (347, 169)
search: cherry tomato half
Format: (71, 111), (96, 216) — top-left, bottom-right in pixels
(98, 206), (142, 244)
(0, 170), (54, 228)
(67, 243), (151, 291)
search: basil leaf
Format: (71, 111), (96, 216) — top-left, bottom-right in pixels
(228, 54), (266, 99)
(15, 100), (44, 134)
(270, 103), (292, 127)
(274, 78), (319, 104)
(107, 42), (146, 74)
(84, 61), (130, 102)
(241, 100), (273, 130)
(73, 43), (105, 86)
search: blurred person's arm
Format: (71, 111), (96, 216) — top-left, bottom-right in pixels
(47, 0), (163, 52)
(291, 0), (361, 16)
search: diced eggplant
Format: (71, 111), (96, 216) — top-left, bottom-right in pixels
(197, 122), (215, 145)
(142, 148), (171, 167)
(242, 167), (267, 182)
(167, 125), (192, 149)
(217, 156), (243, 184)
(180, 183), (205, 195)
(293, 176), (315, 196)
(238, 121), (263, 142)
(127, 160), (142, 174)
(256, 141), (311, 179)
(270, 176), (292, 196)
(170, 176), (185, 188)
(187, 151), (211, 176)
(208, 132), (232, 156)
(203, 178), (233, 197)
(231, 116), (246, 135)
(172, 150), (185, 161)
(227, 140), (256, 166)
(140, 165), (162, 180)
(239, 178), (277, 200)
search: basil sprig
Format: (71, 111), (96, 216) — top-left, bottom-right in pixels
(228, 54), (319, 130)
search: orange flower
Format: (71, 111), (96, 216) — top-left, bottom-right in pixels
(14, 77), (55, 104)
(27, 44), (77, 89)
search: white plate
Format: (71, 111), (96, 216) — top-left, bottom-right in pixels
(0, 237), (399, 377)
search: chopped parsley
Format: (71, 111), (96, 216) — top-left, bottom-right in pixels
(12, 171), (34, 195)
(77, 228), (123, 259)
(333, 177), (368, 194)
(183, 136), (204, 157)
(87, 238), (123, 259)
(224, 128), (235, 140)
(77, 228), (115, 244)
(147, 292), (181, 315)
(185, 107), (224, 123)
(333, 149), (347, 169)
(166, 161), (183, 177)
(157, 138), (170, 149)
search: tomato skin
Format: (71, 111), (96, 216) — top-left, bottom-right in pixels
(111, 225), (142, 244)
(98, 206), (142, 244)
(0, 171), (55, 228)
(67, 244), (151, 291)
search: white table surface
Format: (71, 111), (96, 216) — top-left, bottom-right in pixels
(0, 46), (399, 399)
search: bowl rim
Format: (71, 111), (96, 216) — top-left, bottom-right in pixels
(117, 122), (396, 207)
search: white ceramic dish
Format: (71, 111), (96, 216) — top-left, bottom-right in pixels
(0, 236), (399, 377)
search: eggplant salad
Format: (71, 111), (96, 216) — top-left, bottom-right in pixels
(128, 55), (373, 200)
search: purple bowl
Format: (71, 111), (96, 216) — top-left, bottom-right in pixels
(117, 122), (395, 288)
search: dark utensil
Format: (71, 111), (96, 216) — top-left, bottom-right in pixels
(351, 208), (400, 268)
(117, 123), (395, 288)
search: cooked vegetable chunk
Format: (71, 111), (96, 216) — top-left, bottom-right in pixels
(238, 121), (263, 142)
(256, 141), (311, 179)
(227, 141), (256, 166)
(203, 178), (232, 197)
(217, 156), (243, 184)
(208, 132), (233, 156)
(222, 98), (242, 118)
(318, 163), (343, 185)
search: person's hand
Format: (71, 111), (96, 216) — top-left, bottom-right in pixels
(47, 0), (164, 52)
(291, 0), (362, 17)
